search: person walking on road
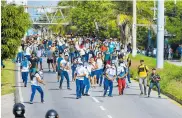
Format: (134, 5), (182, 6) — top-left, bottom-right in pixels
(56, 52), (63, 82)
(117, 61), (128, 95)
(90, 58), (98, 88)
(103, 63), (116, 97)
(36, 46), (43, 70)
(47, 46), (55, 72)
(59, 55), (71, 90)
(96, 53), (104, 86)
(83, 62), (91, 96)
(148, 68), (161, 98)
(29, 53), (38, 79)
(21, 56), (31, 87)
(74, 61), (86, 99)
(138, 60), (149, 95)
(30, 70), (45, 104)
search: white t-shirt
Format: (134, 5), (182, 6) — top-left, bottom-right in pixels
(75, 65), (85, 80)
(106, 68), (116, 79)
(60, 59), (70, 72)
(37, 50), (42, 57)
(21, 61), (30, 72)
(25, 46), (31, 55)
(31, 73), (41, 86)
(80, 48), (85, 56)
(96, 58), (103, 69)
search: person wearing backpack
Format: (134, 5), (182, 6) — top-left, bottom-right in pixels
(21, 56), (31, 87)
(30, 70), (45, 104)
(148, 68), (161, 98)
(117, 61), (128, 95)
(138, 60), (149, 95)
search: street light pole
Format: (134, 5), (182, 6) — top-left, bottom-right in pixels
(132, 0), (137, 57)
(156, 0), (164, 69)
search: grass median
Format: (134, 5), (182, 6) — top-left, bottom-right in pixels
(1, 59), (15, 95)
(130, 54), (182, 104)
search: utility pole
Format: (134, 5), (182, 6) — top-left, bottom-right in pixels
(132, 0), (137, 57)
(156, 0), (164, 69)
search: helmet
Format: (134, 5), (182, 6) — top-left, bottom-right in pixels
(45, 109), (59, 118)
(13, 103), (25, 117)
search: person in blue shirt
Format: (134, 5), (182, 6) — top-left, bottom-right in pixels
(1, 60), (5, 68)
(48, 39), (52, 47)
(21, 56), (31, 87)
(108, 39), (116, 54)
(71, 58), (78, 82)
(56, 52), (63, 82)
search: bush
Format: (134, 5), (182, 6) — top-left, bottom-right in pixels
(130, 55), (182, 102)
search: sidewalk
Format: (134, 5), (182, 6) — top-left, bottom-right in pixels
(167, 60), (182, 66)
(1, 93), (14, 118)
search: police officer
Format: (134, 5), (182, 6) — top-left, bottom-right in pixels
(45, 109), (59, 118)
(13, 103), (25, 118)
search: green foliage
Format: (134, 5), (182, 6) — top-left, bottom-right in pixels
(165, 1), (182, 43)
(1, 4), (31, 59)
(130, 55), (182, 101)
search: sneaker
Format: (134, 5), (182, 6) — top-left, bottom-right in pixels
(84, 94), (90, 96)
(144, 93), (147, 96)
(76, 97), (79, 99)
(29, 101), (33, 104)
(108, 95), (113, 97)
(148, 95), (150, 97)
(49, 70), (51, 72)
(41, 100), (45, 103)
(24, 85), (27, 87)
(158, 95), (161, 98)
(67, 88), (72, 90)
(140, 92), (143, 95)
(59, 86), (62, 89)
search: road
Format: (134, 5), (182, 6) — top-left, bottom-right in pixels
(15, 58), (182, 118)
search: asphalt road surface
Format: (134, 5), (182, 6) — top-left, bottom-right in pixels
(16, 58), (182, 118)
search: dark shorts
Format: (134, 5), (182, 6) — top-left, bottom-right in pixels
(47, 59), (53, 63)
(57, 69), (62, 76)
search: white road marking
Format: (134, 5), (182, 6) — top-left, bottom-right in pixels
(92, 97), (100, 103)
(99, 106), (105, 111)
(17, 63), (24, 104)
(107, 115), (113, 118)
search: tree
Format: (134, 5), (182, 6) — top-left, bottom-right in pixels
(1, 3), (31, 60)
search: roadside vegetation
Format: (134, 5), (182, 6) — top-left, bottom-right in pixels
(130, 55), (182, 103)
(1, 60), (15, 95)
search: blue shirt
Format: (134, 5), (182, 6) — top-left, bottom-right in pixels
(109, 43), (115, 53)
(48, 40), (52, 46)
(57, 57), (63, 70)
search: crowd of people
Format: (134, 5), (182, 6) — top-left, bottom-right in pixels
(16, 35), (161, 103)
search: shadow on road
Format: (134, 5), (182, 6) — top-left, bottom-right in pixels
(124, 93), (139, 96)
(48, 88), (60, 90)
(63, 97), (76, 99)
(23, 101), (42, 104)
(141, 96), (167, 99)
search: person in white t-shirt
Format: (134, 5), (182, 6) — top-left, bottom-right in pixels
(30, 70), (45, 104)
(36, 46), (43, 70)
(59, 55), (71, 90)
(103, 63), (116, 97)
(21, 56), (31, 87)
(25, 44), (32, 61)
(82, 62), (91, 96)
(74, 61), (86, 99)
(95, 53), (104, 86)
